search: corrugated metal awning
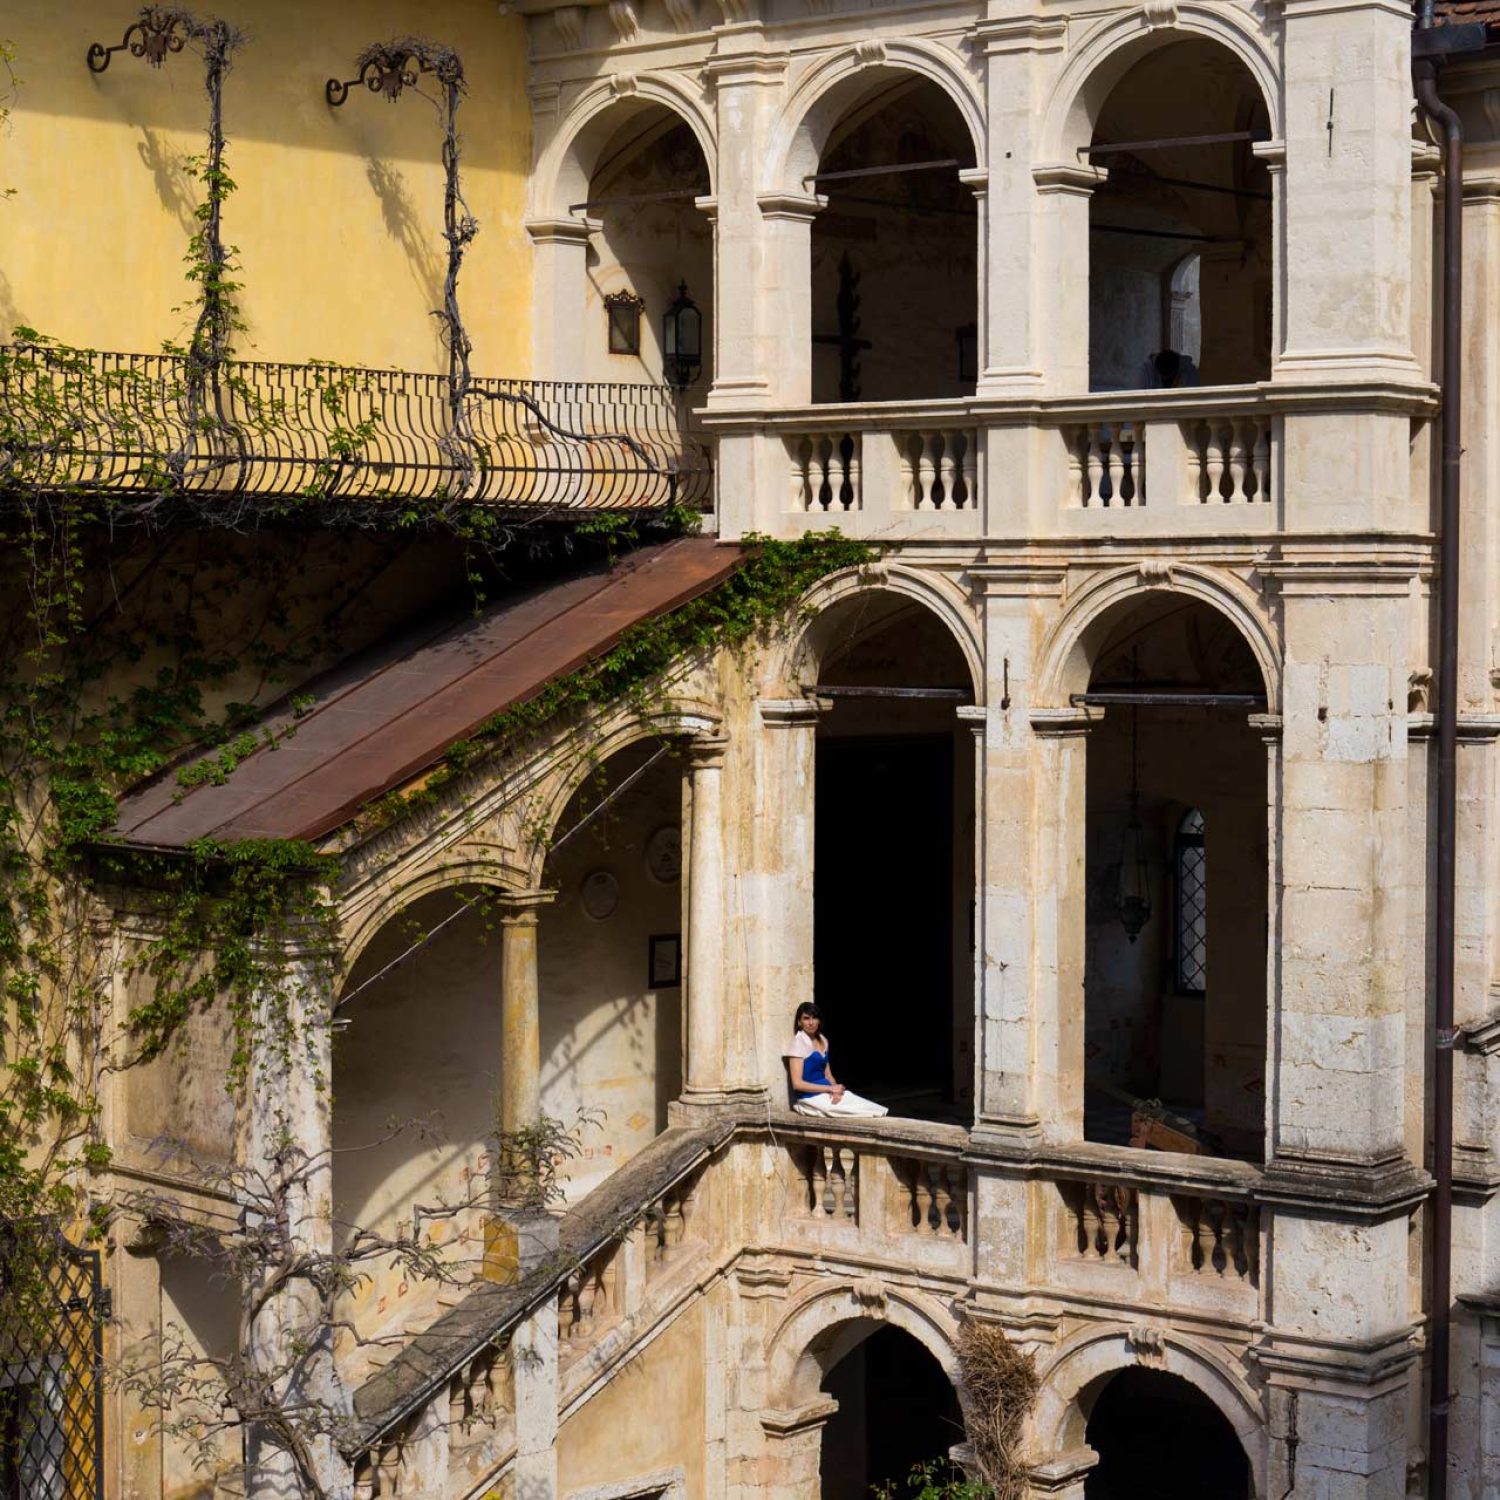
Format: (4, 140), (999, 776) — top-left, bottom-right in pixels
(112, 538), (744, 848)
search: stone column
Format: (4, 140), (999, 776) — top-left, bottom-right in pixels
(498, 890), (554, 1141)
(1031, 165), (1105, 394)
(757, 193), (826, 406)
(703, 44), (786, 412)
(1276, 0), (1420, 382)
(758, 1399), (838, 1498)
(243, 937), (352, 1500)
(1026, 1447), (1100, 1499)
(971, 16), (1067, 395)
(752, 700), (822, 1099)
(967, 566), (1067, 1141)
(683, 736), (731, 1103)
(526, 218), (595, 380)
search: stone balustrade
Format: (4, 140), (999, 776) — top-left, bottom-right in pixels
(707, 377), (1432, 541)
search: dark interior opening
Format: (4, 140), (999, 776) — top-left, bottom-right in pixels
(819, 1325), (964, 1500)
(816, 734), (954, 1105)
(1084, 1367), (1252, 1499)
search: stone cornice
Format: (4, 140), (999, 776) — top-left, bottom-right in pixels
(968, 14), (1068, 55)
(1248, 1325), (1421, 1393)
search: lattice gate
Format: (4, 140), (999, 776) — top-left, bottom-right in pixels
(0, 1223), (107, 1500)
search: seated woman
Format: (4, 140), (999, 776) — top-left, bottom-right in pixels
(783, 1003), (887, 1117)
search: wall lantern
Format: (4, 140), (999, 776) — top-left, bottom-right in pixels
(605, 291), (645, 356)
(662, 282), (702, 391)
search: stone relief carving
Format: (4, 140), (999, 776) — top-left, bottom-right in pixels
(553, 5), (584, 49)
(608, 0), (640, 42)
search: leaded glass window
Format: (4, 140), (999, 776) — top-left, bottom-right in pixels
(1175, 808), (1206, 995)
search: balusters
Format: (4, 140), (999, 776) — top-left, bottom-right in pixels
(916, 433), (938, 510)
(900, 430), (977, 510)
(1061, 1181), (1138, 1266)
(785, 432), (861, 512)
(895, 1159), (966, 1238)
(558, 1247), (620, 1344)
(1189, 417), (1272, 503)
(1175, 1196), (1259, 1284)
(1069, 423), (1143, 508)
(802, 1144), (858, 1220)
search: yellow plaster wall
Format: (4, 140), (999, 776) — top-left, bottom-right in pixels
(0, 0), (530, 374)
(556, 1297), (707, 1497)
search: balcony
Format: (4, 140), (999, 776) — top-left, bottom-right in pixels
(705, 379), (1434, 542)
(0, 345), (712, 513)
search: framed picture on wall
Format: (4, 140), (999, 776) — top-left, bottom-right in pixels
(648, 933), (681, 988)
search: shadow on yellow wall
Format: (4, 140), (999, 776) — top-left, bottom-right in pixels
(0, 0), (531, 372)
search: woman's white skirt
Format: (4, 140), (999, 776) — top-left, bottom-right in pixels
(793, 1090), (888, 1118)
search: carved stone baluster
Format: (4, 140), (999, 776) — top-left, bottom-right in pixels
(959, 432), (977, 511)
(917, 433), (938, 510)
(912, 1163), (934, 1232)
(1204, 425), (1226, 501)
(789, 439), (809, 512)
(844, 435), (861, 511)
(663, 1191), (687, 1253)
(939, 433), (958, 510)
(815, 1146), (833, 1215)
(1186, 421), (1207, 501)
(811, 437), (831, 511)
(1084, 430), (1104, 508)
(1228, 420), (1250, 502)
(829, 1151), (849, 1218)
(932, 1166), (954, 1236)
(1104, 427), (1125, 508)
(899, 433), (919, 508)
(1251, 424), (1270, 502)
(1066, 428), (1086, 506)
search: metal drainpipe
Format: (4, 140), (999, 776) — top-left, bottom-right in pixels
(1412, 48), (1461, 1500)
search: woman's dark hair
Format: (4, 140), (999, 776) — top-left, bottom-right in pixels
(792, 1002), (824, 1040)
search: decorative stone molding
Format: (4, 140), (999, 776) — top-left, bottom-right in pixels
(1032, 162), (1109, 197)
(609, 71), (640, 97)
(760, 1397), (839, 1437)
(853, 38), (887, 65)
(552, 4), (584, 48)
(851, 1278), (889, 1314)
(756, 190), (828, 222)
(1143, 0), (1179, 26)
(968, 15), (1069, 56)
(758, 696), (829, 728)
(1137, 559), (1175, 585)
(607, 0), (639, 40)
(662, 0), (697, 31)
(1126, 1324), (1167, 1365)
(715, 0), (757, 22)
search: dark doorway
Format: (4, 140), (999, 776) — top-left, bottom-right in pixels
(820, 1326), (964, 1500)
(815, 735), (954, 1106)
(1084, 1367), (1252, 1499)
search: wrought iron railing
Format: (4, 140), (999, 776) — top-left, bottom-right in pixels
(0, 345), (713, 511)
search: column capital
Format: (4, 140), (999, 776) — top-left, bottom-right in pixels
(956, 703), (988, 741)
(1027, 1446), (1100, 1494)
(688, 734), (730, 768)
(757, 190), (827, 223)
(759, 696), (829, 728)
(498, 888), (557, 926)
(1032, 162), (1108, 198)
(524, 215), (597, 246)
(1029, 707), (1102, 738)
(1248, 712), (1283, 741)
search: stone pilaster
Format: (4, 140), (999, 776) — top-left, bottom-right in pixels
(526, 218), (596, 381)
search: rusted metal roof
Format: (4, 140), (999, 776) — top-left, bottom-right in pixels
(113, 538), (744, 848)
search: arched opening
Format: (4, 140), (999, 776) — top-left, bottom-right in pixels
(538, 737), (687, 1199)
(580, 104), (713, 397)
(331, 886), (505, 1378)
(811, 592), (976, 1117)
(1087, 39), (1272, 391)
(1080, 594), (1267, 1160)
(1083, 1367), (1252, 1498)
(809, 78), (978, 403)
(819, 1325), (964, 1499)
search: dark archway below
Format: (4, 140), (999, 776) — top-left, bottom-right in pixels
(820, 1325), (964, 1499)
(1084, 1367), (1252, 1499)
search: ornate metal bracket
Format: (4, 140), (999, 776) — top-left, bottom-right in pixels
(86, 10), (189, 73)
(327, 44), (461, 107)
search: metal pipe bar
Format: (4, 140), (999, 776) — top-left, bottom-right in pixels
(806, 157), (963, 185)
(821, 192), (979, 219)
(1084, 131), (1265, 156)
(548, 742), (675, 857)
(1091, 224), (1236, 243)
(567, 188), (705, 212)
(805, 684), (971, 700)
(1070, 691), (1266, 707)
(1108, 170), (1273, 203)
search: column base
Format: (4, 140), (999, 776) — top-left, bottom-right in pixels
(482, 1208), (560, 1284)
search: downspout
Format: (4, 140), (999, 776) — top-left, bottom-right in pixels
(1412, 41), (1461, 1500)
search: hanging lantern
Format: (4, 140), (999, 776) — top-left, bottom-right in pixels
(1113, 703), (1153, 943)
(662, 281), (702, 391)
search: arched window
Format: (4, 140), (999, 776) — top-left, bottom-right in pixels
(1174, 809), (1206, 995)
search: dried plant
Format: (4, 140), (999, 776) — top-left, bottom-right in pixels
(956, 1320), (1040, 1500)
